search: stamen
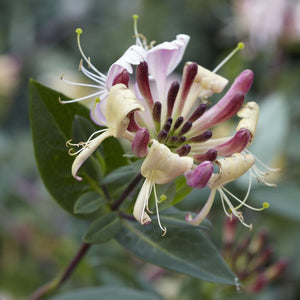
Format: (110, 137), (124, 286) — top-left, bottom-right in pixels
(60, 74), (101, 89)
(153, 184), (167, 236)
(81, 65), (107, 83)
(213, 42), (244, 73)
(133, 14), (143, 47)
(75, 28), (106, 78)
(59, 90), (107, 104)
(245, 150), (280, 187)
(218, 188), (253, 229)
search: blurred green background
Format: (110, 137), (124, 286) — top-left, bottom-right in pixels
(0, 0), (300, 299)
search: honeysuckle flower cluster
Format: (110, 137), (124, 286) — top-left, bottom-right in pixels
(62, 16), (275, 235)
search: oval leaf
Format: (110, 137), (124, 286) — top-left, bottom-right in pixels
(117, 220), (236, 285)
(49, 286), (162, 300)
(74, 191), (106, 214)
(29, 79), (91, 214)
(84, 212), (122, 244)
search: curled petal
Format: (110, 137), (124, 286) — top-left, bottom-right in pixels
(147, 34), (190, 79)
(214, 129), (251, 157)
(141, 139), (193, 184)
(185, 161), (214, 189)
(72, 130), (112, 181)
(146, 34), (190, 103)
(132, 128), (150, 157)
(133, 177), (153, 225)
(236, 101), (259, 141)
(106, 45), (146, 88)
(105, 84), (144, 137)
(208, 153), (255, 189)
(186, 189), (217, 225)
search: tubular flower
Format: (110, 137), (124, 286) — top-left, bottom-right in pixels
(133, 140), (193, 235)
(62, 16), (276, 233)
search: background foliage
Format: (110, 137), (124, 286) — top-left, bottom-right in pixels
(1, 0), (300, 299)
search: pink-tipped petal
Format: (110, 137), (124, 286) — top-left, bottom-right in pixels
(131, 128), (150, 157)
(185, 161), (213, 189)
(214, 128), (251, 156)
(191, 92), (245, 133)
(186, 188), (217, 225)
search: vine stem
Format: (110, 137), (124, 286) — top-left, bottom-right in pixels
(29, 172), (143, 300)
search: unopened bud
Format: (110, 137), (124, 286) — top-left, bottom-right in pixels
(132, 128), (150, 157)
(185, 161), (213, 189)
(214, 128), (251, 157)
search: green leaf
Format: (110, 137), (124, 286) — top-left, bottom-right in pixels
(84, 212), (122, 244)
(74, 191), (106, 214)
(29, 79), (91, 214)
(101, 164), (138, 185)
(172, 175), (193, 206)
(49, 287), (162, 300)
(160, 209), (212, 231)
(117, 220), (236, 285)
(101, 137), (129, 174)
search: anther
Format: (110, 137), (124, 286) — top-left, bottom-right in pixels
(188, 103), (207, 123)
(188, 130), (212, 143)
(137, 62), (154, 107)
(78, 59), (83, 71)
(173, 116), (184, 130)
(75, 28), (83, 35)
(178, 121), (192, 137)
(157, 130), (168, 143)
(213, 42), (245, 73)
(167, 81), (180, 117)
(176, 144), (191, 156)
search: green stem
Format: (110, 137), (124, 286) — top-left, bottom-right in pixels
(110, 172), (143, 210)
(29, 243), (91, 300)
(29, 172), (143, 299)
